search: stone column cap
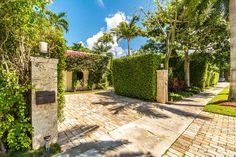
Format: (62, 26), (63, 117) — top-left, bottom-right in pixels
(30, 57), (58, 64)
(156, 70), (168, 72)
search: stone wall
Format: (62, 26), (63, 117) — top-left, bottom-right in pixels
(30, 57), (58, 150)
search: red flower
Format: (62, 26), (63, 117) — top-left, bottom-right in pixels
(65, 51), (89, 57)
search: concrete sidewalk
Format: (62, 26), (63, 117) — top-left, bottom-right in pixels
(55, 82), (228, 157)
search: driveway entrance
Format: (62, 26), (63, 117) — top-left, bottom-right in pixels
(57, 83), (228, 157)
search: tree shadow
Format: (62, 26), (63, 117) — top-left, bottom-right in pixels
(92, 101), (120, 106)
(109, 151), (154, 157)
(95, 91), (120, 98)
(58, 125), (99, 145)
(55, 140), (130, 157)
(180, 98), (196, 102)
(135, 105), (169, 118)
(93, 91), (213, 119)
(93, 98), (169, 119)
(195, 92), (215, 97)
(167, 103), (205, 108)
(158, 104), (211, 120)
(109, 105), (126, 114)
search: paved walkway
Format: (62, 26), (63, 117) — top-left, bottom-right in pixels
(164, 112), (236, 157)
(55, 83), (230, 157)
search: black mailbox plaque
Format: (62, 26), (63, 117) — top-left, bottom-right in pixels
(36, 91), (56, 105)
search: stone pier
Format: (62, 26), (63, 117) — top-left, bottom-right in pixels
(30, 57), (58, 150)
(156, 70), (168, 103)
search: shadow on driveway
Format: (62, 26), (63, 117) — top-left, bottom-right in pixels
(55, 140), (131, 157)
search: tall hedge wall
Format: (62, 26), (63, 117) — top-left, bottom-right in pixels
(190, 54), (219, 89)
(190, 59), (209, 89)
(113, 54), (162, 100)
(169, 56), (184, 80)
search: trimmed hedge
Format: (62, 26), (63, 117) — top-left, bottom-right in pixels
(190, 54), (219, 89)
(113, 54), (162, 100)
(169, 56), (184, 80)
(190, 58), (209, 89)
(210, 72), (220, 86)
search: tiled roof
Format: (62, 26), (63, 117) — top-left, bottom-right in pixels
(65, 50), (90, 57)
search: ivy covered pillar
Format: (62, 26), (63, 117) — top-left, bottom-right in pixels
(30, 57), (58, 150)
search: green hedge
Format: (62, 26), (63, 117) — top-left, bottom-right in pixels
(190, 54), (219, 89)
(169, 56), (184, 80)
(190, 58), (209, 89)
(113, 54), (162, 100)
(65, 52), (110, 90)
(210, 72), (220, 86)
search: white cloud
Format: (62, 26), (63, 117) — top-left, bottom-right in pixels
(105, 12), (127, 31)
(86, 12), (129, 57)
(86, 31), (104, 49)
(97, 0), (105, 8)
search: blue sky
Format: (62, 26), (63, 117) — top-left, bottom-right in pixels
(49, 0), (154, 56)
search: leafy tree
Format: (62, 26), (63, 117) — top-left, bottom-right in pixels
(174, 0), (229, 87)
(142, 0), (179, 69)
(142, 0), (229, 87)
(139, 39), (166, 55)
(111, 16), (143, 56)
(0, 0), (67, 149)
(70, 42), (91, 52)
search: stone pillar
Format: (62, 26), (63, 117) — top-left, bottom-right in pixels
(30, 57), (58, 150)
(156, 70), (168, 103)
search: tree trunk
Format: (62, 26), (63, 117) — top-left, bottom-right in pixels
(229, 0), (236, 101)
(184, 50), (190, 87)
(127, 39), (131, 56)
(164, 37), (171, 70)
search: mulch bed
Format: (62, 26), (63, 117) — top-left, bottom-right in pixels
(214, 100), (236, 108)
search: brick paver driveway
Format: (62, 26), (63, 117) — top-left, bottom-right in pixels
(164, 112), (236, 157)
(58, 90), (144, 150)
(56, 83), (233, 157)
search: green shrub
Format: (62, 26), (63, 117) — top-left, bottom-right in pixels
(113, 54), (162, 100)
(3, 143), (61, 157)
(0, 68), (32, 151)
(169, 86), (201, 101)
(169, 92), (184, 101)
(190, 54), (220, 89)
(206, 71), (212, 87)
(185, 86), (202, 94)
(48, 32), (66, 121)
(169, 56), (184, 80)
(190, 56), (209, 89)
(210, 72), (220, 85)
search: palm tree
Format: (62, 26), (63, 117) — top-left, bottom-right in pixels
(47, 11), (69, 32)
(111, 16), (141, 56)
(229, 0), (236, 101)
(91, 33), (114, 54)
(92, 42), (112, 55)
(97, 33), (114, 47)
(70, 42), (91, 52)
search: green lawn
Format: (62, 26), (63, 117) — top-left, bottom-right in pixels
(169, 86), (202, 101)
(204, 87), (236, 117)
